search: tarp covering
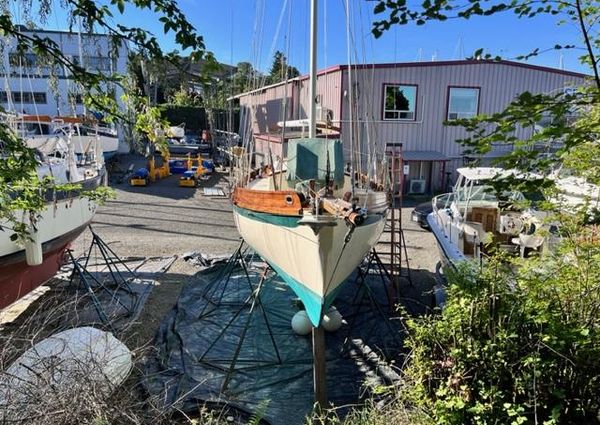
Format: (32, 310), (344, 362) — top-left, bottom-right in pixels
(286, 138), (344, 186)
(143, 254), (404, 425)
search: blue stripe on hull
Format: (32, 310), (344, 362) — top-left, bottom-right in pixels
(268, 260), (343, 327)
(268, 261), (323, 326)
(234, 205), (348, 327)
(233, 205), (300, 228)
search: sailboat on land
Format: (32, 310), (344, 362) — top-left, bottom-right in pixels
(9, 114), (119, 160)
(0, 120), (105, 310)
(231, 0), (389, 327)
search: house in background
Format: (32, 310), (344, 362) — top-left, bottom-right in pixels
(232, 59), (586, 194)
(0, 27), (128, 118)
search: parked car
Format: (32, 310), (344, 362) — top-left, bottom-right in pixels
(411, 193), (452, 229)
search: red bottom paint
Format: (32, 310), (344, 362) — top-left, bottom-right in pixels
(0, 242), (70, 310)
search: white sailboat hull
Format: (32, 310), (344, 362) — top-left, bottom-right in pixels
(233, 206), (386, 324)
(0, 188), (99, 309)
(0, 196), (97, 259)
(26, 134), (119, 158)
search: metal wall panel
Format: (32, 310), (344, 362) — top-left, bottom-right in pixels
(238, 62), (585, 189)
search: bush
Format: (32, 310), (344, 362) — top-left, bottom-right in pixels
(402, 225), (600, 424)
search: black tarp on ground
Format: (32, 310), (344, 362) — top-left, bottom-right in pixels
(143, 253), (405, 425)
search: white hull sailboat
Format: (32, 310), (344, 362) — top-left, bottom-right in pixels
(10, 115), (118, 159)
(233, 186), (386, 325)
(231, 0), (388, 327)
(0, 133), (105, 310)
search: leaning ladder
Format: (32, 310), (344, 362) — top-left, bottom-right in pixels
(381, 143), (413, 296)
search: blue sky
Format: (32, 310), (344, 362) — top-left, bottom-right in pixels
(28, 0), (590, 75)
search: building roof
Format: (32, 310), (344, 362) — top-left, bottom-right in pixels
(403, 151), (450, 162)
(16, 25), (113, 38)
(230, 59), (588, 100)
(323, 59), (587, 79)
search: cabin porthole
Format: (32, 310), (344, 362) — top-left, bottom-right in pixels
(285, 195), (294, 205)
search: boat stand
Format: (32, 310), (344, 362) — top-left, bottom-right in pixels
(342, 248), (404, 359)
(195, 240), (283, 395)
(67, 226), (139, 331)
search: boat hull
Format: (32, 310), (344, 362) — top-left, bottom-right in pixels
(0, 225), (86, 309)
(427, 212), (466, 269)
(27, 134), (118, 159)
(233, 205), (386, 325)
(0, 189), (99, 310)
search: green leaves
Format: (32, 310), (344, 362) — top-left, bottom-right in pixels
(402, 235), (600, 423)
(111, 0), (125, 14)
(374, 1), (386, 14)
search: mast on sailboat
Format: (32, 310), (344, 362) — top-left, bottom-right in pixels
(308, 0), (317, 139)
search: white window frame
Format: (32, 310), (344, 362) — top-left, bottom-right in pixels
(383, 84), (417, 121)
(447, 87), (480, 120)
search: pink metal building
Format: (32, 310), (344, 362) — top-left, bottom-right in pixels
(232, 59), (586, 193)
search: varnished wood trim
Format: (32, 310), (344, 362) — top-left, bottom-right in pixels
(233, 187), (303, 216)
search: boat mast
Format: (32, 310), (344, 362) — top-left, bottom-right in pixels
(77, 18), (87, 116)
(308, 0), (317, 138)
(308, 0), (328, 411)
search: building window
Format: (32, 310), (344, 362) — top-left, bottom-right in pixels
(85, 56), (113, 72)
(383, 84), (417, 121)
(68, 92), (84, 104)
(8, 53), (62, 77)
(447, 87), (479, 120)
(0, 91), (47, 104)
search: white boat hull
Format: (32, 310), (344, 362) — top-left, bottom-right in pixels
(427, 212), (466, 268)
(0, 196), (97, 259)
(26, 134), (119, 158)
(0, 195), (98, 309)
(233, 206), (386, 325)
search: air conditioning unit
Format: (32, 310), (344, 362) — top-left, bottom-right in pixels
(409, 179), (427, 194)
(316, 106), (333, 123)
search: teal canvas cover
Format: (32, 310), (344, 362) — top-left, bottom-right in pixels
(287, 138), (344, 186)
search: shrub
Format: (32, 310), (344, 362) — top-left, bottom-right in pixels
(402, 225), (600, 424)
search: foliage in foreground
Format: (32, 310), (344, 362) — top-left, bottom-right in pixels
(306, 398), (423, 425)
(401, 223), (600, 424)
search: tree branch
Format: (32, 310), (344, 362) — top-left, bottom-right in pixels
(574, 0), (600, 88)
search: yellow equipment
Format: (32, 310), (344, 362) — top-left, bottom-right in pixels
(148, 151), (171, 182)
(178, 154), (209, 187)
(178, 170), (197, 187)
(130, 177), (148, 186)
(129, 167), (150, 186)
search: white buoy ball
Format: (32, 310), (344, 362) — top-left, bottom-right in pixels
(322, 306), (343, 332)
(291, 310), (312, 336)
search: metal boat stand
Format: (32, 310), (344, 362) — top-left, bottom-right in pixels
(341, 248), (404, 359)
(195, 240), (283, 394)
(67, 226), (139, 331)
